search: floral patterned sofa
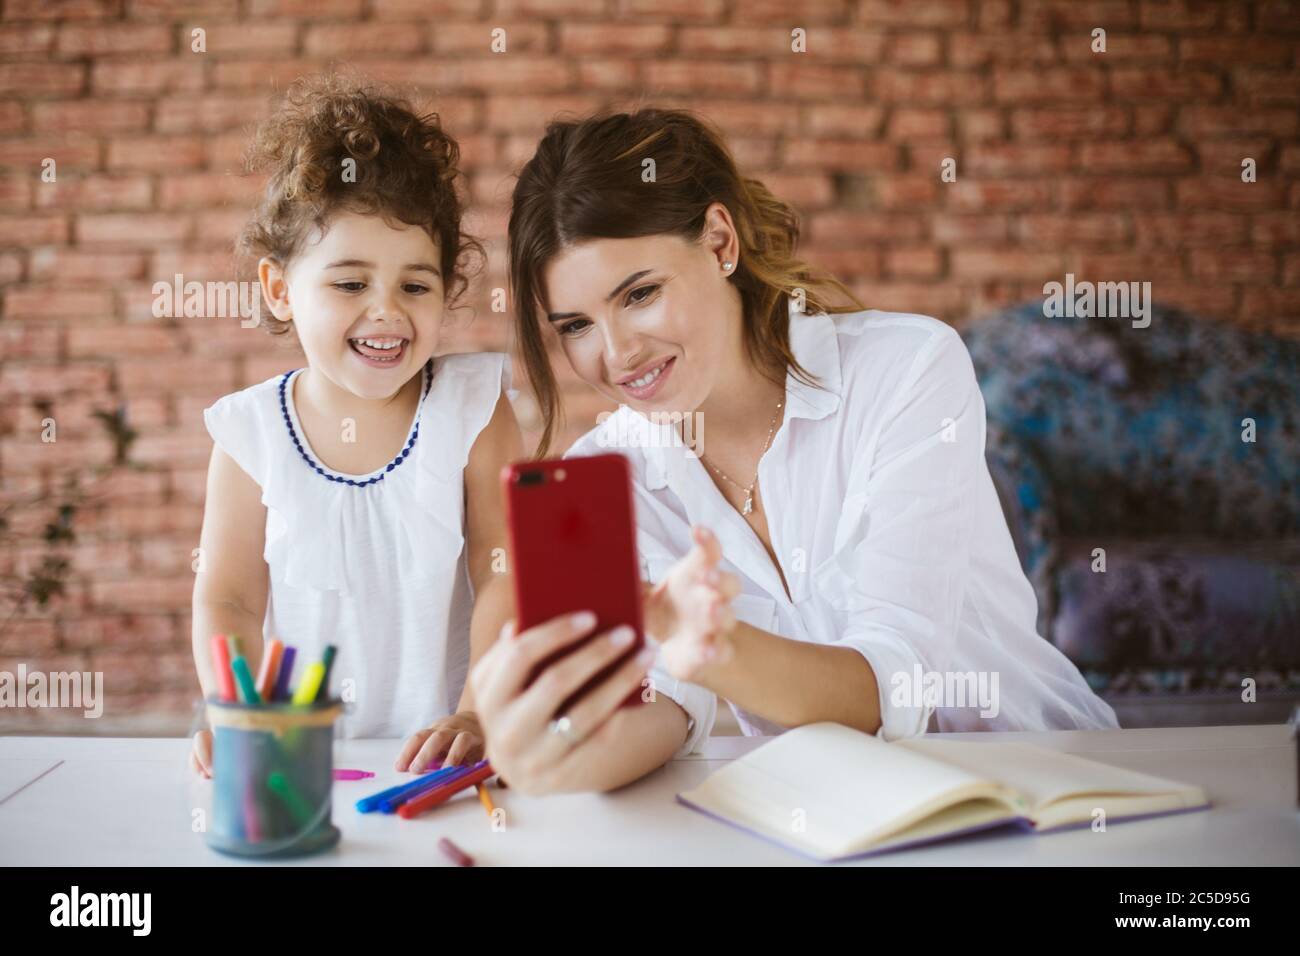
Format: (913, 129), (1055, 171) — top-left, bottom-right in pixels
(961, 301), (1300, 728)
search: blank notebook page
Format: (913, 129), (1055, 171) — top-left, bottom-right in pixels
(899, 738), (1202, 812)
(697, 723), (998, 845)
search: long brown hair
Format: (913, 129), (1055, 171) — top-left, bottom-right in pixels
(508, 107), (864, 458)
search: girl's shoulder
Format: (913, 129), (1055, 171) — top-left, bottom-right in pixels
(201, 368), (298, 486)
(204, 368), (291, 420)
(427, 350), (511, 395)
(420, 351), (513, 476)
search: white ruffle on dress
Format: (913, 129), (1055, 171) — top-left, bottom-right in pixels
(202, 352), (511, 738)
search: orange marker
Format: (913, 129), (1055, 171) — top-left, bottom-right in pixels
(255, 639), (284, 701)
(476, 782), (496, 821)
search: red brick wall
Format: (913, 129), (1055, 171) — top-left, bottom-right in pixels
(1, 0), (1297, 730)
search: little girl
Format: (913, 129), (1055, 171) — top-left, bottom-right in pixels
(189, 75), (521, 776)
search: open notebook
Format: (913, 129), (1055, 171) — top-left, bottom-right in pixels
(677, 722), (1210, 861)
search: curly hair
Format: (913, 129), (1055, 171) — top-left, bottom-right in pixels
(238, 72), (482, 336)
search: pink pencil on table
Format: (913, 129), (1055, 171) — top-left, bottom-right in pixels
(333, 769), (375, 781)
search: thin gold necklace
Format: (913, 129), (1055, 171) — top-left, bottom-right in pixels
(693, 398), (784, 517)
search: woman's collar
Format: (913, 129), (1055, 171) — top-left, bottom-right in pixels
(637, 310), (844, 491)
(784, 308), (842, 422)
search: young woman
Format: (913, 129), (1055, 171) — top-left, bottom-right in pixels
(470, 108), (1118, 794)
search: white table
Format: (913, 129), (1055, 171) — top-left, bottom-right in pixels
(2, 725), (1297, 866)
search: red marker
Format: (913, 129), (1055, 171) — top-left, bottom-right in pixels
(398, 761), (494, 819)
(438, 837), (475, 867)
(210, 633), (236, 702)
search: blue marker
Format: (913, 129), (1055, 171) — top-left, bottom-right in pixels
(355, 766), (460, 814)
(378, 763), (482, 814)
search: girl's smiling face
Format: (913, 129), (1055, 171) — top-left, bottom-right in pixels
(541, 205), (742, 416)
(259, 211), (445, 400)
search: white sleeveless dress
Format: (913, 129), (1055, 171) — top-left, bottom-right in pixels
(202, 352), (511, 738)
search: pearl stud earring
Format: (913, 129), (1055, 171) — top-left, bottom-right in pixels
(722, 261), (734, 273)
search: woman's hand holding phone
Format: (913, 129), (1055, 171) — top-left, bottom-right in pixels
(643, 525), (742, 682)
(469, 611), (656, 795)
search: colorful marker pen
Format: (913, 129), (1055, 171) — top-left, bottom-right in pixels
(438, 837), (475, 867)
(316, 644), (337, 703)
(333, 769), (375, 781)
(292, 661), (325, 705)
(272, 646), (297, 702)
(255, 638), (284, 702)
(230, 655), (261, 705)
(267, 771), (313, 826)
(210, 634), (236, 703)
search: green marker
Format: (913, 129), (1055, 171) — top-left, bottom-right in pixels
(267, 771), (313, 826)
(316, 645), (337, 703)
(230, 655), (261, 705)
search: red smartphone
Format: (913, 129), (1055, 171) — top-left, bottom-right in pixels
(502, 453), (646, 712)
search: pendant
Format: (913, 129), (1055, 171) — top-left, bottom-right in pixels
(742, 492), (753, 516)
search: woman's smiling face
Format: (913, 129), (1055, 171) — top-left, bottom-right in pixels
(260, 211), (445, 400)
(542, 209), (741, 416)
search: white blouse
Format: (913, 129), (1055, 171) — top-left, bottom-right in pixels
(565, 308), (1118, 755)
(203, 352), (511, 738)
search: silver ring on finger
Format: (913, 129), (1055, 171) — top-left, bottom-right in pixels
(547, 714), (582, 749)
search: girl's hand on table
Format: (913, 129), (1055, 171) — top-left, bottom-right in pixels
(396, 711), (485, 773)
(189, 729), (213, 779)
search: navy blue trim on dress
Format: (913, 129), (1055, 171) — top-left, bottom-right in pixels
(279, 360), (433, 487)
